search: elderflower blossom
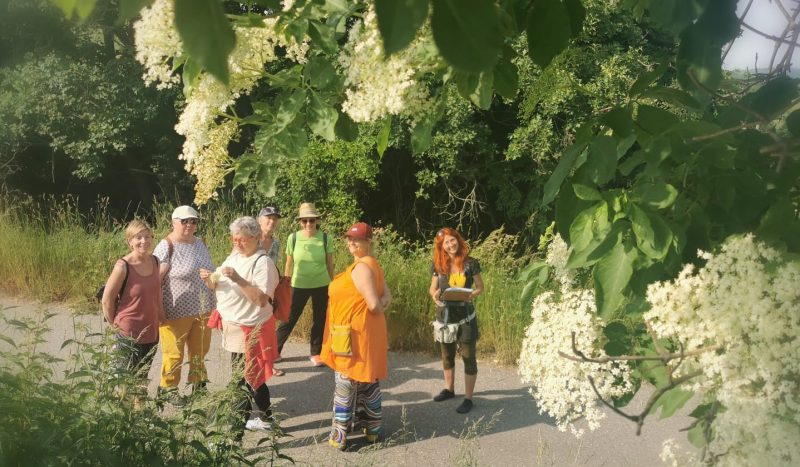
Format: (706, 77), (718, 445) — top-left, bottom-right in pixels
(338, 6), (434, 123)
(133, 0), (182, 89)
(190, 119), (238, 205)
(518, 288), (634, 437)
(646, 234), (800, 466)
(545, 234), (574, 292)
(659, 439), (699, 467)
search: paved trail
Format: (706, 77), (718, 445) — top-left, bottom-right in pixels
(0, 297), (692, 466)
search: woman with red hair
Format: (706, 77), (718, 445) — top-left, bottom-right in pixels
(428, 227), (484, 414)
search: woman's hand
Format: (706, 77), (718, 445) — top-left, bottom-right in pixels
(199, 268), (219, 289)
(221, 266), (243, 285)
(433, 290), (445, 307)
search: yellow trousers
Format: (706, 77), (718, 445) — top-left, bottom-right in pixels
(159, 313), (211, 387)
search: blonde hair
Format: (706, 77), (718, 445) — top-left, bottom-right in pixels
(124, 219), (153, 245)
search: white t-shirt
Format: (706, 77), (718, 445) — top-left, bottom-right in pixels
(214, 249), (278, 326)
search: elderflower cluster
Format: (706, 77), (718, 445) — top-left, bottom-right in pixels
(518, 288), (634, 437)
(338, 6), (434, 123)
(646, 234), (800, 466)
(133, 0), (182, 89)
(190, 120), (238, 205)
(544, 234), (574, 292)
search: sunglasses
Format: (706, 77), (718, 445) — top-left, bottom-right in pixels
(300, 218), (317, 224)
(180, 218), (199, 225)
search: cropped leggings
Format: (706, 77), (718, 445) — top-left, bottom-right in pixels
(440, 340), (478, 375)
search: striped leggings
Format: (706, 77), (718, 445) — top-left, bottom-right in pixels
(330, 371), (382, 445)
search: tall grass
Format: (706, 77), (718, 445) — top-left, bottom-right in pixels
(0, 193), (531, 365)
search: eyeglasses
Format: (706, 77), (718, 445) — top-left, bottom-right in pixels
(231, 236), (253, 245)
(180, 218), (199, 225)
(300, 218), (317, 224)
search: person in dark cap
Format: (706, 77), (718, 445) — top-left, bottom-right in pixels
(257, 206), (286, 377)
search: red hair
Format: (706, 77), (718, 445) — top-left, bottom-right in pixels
(433, 227), (469, 275)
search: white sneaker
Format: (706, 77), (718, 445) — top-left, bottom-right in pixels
(245, 417), (273, 432)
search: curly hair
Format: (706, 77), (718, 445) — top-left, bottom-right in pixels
(432, 227), (469, 275)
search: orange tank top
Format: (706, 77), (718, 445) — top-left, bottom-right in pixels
(320, 256), (388, 383)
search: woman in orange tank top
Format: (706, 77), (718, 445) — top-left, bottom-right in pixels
(320, 222), (392, 451)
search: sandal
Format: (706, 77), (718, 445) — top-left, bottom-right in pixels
(272, 368), (286, 377)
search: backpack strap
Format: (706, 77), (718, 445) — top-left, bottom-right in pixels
(118, 258), (130, 299)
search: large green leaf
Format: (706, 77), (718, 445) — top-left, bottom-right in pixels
(567, 220), (625, 269)
(174, 0), (235, 85)
(274, 90), (307, 131)
(232, 156), (259, 188)
(630, 181), (678, 210)
(563, 0), (586, 39)
(786, 109), (800, 137)
(628, 204), (673, 259)
(334, 111), (359, 142)
(411, 117), (435, 153)
(629, 62), (668, 96)
(603, 321), (631, 356)
(584, 136), (617, 185)
(648, 0), (707, 35)
(469, 71), (494, 110)
(640, 87), (702, 110)
(376, 116), (392, 156)
(636, 105), (678, 137)
(651, 387), (694, 419)
(542, 142), (588, 205)
(526, 0), (571, 69)
(308, 21), (338, 54)
(119, 0), (154, 20)
(255, 163), (278, 197)
(493, 57), (519, 99)
(453, 71), (480, 100)
(431, 0), (502, 72)
(304, 56), (339, 90)
(375, 0), (430, 56)
(271, 123), (308, 159)
(308, 93), (338, 141)
(51, 0), (97, 19)
(602, 107), (635, 137)
(747, 76), (799, 118)
(573, 183), (601, 201)
(594, 241), (634, 318)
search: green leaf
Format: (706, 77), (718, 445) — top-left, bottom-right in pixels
(628, 204), (673, 259)
(431, 0), (502, 72)
(687, 419), (709, 448)
(636, 105), (678, 138)
(51, 0), (98, 19)
(572, 183), (601, 201)
(563, 0), (585, 39)
(569, 203), (608, 252)
(648, 0), (707, 35)
(526, 0), (571, 68)
(119, 0), (154, 20)
(453, 71), (480, 99)
(307, 93), (338, 141)
(255, 164), (278, 197)
(285, 17), (309, 44)
(542, 142), (588, 205)
(652, 387), (694, 419)
(630, 182), (678, 209)
(232, 157), (259, 188)
(584, 135), (617, 185)
(786, 109), (800, 137)
(273, 123), (308, 159)
(493, 57), (519, 99)
(308, 21), (338, 54)
(629, 63), (668, 96)
(375, 0), (430, 56)
(411, 117), (435, 153)
(376, 117), (392, 156)
(182, 58), (202, 96)
(469, 71), (494, 110)
(567, 220), (625, 269)
(747, 76), (799, 118)
(518, 260), (548, 282)
(677, 25), (721, 95)
(334, 111), (359, 142)
(640, 87), (702, 110)
(304, 56), (339, 90)
(174, 0), (235, 85)
(268, 66), (303, 88)
(603, 321), (631, 356)
(274, 90), (307, 131)
(756, 199), (800, 252)
(601, 107), (634, 137)
(594, 241), (634, 319)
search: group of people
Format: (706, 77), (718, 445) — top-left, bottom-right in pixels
(100, 202), (484, 450)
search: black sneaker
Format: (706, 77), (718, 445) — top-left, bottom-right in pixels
(456, 398), (473, 414)
(433, 389), (455, 402)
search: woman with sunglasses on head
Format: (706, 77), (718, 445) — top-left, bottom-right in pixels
(429, 227), (484, 414)
(199, 216), (279, 439)
(276, 202), (335, 367)
(153, 206), (216, 405)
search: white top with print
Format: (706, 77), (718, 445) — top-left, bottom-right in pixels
(154, 237), (216, 321)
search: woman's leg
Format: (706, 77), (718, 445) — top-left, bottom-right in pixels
(355, 381), (383, 441)
(330, 371), (357, 449)
(185, 313), (212, 384)
(276, 287), (312, 354)
(308, 286), (329, 356)
(441, 341), (457, 392)
(461, 341), (478, 398)
(159, 316), (191, 388)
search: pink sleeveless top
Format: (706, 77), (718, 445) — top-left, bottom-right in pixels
(114, 256), (161, 343)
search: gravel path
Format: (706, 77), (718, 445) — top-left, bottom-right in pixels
(0, 296), (692, 466)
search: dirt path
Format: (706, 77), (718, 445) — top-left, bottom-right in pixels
(0, 297), (692, 466)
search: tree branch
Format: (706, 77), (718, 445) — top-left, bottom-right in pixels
(557, 331), (719, 363)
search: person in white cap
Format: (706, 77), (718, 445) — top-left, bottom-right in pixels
(277, 202), (335, 367)
(153, 205), (216, 405)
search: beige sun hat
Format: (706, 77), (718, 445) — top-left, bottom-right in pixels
(296, 202), (321, 219)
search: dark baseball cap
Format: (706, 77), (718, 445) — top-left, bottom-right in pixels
(258, 206), (282, 218)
